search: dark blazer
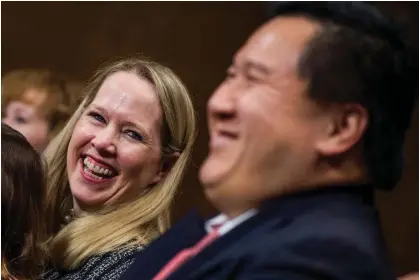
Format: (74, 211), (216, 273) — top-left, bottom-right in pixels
(121, 185), (396, 280)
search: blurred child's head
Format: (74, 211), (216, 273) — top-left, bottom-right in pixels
(2, 69), (77, 151)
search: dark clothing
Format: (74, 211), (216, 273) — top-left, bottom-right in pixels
(122, 185), (395, 280)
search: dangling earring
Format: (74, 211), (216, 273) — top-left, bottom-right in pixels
(63, 208), (76, 225)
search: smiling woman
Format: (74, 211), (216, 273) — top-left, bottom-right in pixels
(42, 57), (197, 280)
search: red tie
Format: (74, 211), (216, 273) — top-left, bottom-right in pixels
(153, 226), (221, 280)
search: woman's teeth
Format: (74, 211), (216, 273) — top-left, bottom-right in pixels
(83, 157), (114, 177)
(84, 167), (107, 181)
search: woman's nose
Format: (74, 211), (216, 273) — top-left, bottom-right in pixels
(91, 127), (117, 156)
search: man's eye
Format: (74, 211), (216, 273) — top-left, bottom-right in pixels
(245, 74), (260, 83)
(226, 71), (236, 80)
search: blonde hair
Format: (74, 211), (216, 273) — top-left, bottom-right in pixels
(1, 69), (79, 139)
(44, 57), (197, 269)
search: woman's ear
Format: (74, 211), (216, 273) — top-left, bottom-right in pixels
(150, 152), (180, 185)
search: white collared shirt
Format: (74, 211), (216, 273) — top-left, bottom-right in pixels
(204, 209), (258, 236)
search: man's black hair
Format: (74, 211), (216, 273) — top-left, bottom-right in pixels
(272, 2), (419, 189)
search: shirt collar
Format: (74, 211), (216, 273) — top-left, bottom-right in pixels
(205, 209), (258, 235)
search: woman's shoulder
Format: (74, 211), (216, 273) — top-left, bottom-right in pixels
(43, 246), (143, 280)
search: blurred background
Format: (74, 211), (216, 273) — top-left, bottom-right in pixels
(2, 1), (418, 276)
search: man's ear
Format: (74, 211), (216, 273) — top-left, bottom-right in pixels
(150, 152), (181, 185)
(315, 104), (368, 157)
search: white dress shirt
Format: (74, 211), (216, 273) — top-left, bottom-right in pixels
(204, 209), (258, 236)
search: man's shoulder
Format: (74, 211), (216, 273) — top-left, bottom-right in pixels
(249, 187), (382, 251)
(224, 208), (394, 279)
(248, 203), (384, 254)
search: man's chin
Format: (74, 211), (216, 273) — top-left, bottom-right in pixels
(199, 158), (222, 186)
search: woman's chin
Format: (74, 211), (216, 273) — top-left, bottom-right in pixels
(70, 185), (108, 211)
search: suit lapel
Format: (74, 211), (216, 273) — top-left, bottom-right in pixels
(167, 208), (292, 280)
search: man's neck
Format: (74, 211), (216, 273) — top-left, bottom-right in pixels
(312, 155), (370, 188)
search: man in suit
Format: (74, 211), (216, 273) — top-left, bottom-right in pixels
(122, 2), (418, 279)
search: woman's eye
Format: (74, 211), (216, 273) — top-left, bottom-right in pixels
(125, 130), (143, 142)
(88, 112), (106, 124)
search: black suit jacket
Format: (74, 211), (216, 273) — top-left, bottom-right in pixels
(121, 185), (396, 280)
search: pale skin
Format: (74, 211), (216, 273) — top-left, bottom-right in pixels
(66, 71), (169, 214)
(109, 84), (129, 112)
(400, 273), (419, 280)
(199, 16), (369, 218)
(2, 89), (50, 151)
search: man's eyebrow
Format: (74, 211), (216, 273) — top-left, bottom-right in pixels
(228, 57), (272, 75)
(243, 60), (271, 75)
